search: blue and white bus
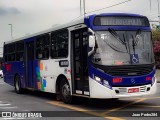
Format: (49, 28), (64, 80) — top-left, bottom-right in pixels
(3, 13), (157, 103)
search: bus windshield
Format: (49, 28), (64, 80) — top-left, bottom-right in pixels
(91, 30), (155, 66)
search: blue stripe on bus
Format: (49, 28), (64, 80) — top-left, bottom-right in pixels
(88, 63), (155, 88)
(84, 14), (151, 31)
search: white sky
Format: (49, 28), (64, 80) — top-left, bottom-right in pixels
(0, 0), (159, 56)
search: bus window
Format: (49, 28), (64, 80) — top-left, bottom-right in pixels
(15, 41), (24, 61)
(4, 43), (16, 62)
(8, 43), (15, 53)
(36, 34), (49, 60)
(51, 29), (68, 58)
(8, 53), (15, 61)
(16, 52), (24, 61)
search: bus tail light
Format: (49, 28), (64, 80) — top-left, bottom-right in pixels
(113, 78), (122, 83)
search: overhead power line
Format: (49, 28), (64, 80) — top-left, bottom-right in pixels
(72, 0), (132, 21)
(86, 0), (132, 14)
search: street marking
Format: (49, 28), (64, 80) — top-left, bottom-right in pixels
(101, 98), (146, 115)
(121, 96), (160, 100)
(131, 105), (160, 108)
(128, 96), (160, 108)
(1, 106), (18, 109)
(47, 101), (125, 120)
(0, 103), (11, 106)
(142, 96), (160, 99)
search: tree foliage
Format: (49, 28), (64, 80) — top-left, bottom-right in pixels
(152, 29), (160, 53)
(152, 29), (160, 67)
(152, 29), (160, 41)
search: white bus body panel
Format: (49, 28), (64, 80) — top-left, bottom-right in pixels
(89, 77), (157, 98)
(38, 59), (71, 93)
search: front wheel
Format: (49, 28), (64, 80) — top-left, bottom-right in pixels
(14, 75), (23, 94)
(60, 78), (72, 104)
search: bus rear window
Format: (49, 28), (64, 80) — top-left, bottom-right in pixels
(94, 16), (149, 26)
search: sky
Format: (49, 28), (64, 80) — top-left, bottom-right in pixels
(0, 0), (159, 56)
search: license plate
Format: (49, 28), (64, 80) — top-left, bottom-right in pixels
(128, 88), (139, 93)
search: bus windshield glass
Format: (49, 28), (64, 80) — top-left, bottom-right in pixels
(91, 30), (154, 66)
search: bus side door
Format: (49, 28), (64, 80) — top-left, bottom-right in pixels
(71, 27), (89, 96)
(25, 41), (35, 88)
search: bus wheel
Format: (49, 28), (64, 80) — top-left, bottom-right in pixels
(60, 78), (72, 104)
(14, 75), (23, 94)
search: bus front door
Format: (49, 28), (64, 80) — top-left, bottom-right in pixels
(71, 28), (89, 96)
(25, 41), (35, 88)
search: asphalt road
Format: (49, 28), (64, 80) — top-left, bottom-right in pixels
(0, 78), (160, 120)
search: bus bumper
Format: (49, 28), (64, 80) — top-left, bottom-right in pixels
(89, 77), (157, 99)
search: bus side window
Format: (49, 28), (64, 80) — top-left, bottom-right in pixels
(15, 41), (24, 61)
(36, 34), (49, 60)
(4, 43), (16, 62)
(4, 45), (8, 62)
(51, 29), (68, 58)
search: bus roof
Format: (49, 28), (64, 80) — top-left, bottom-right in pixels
(5, 13), (148, 44)
(5, 18), (84, 44)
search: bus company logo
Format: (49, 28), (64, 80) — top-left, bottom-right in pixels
(2, 112), (11, 118)
(131, 79), (136, 84)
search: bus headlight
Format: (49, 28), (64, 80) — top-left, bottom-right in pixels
(103, 80), (109, 86)
(95, 76), (101, 82)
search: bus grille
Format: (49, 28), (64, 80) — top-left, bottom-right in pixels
(140, 86), (146, 92)
(117, 86), (146, 94)
(93, 64), (154, 77)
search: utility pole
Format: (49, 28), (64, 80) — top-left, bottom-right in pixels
(8, 24), (13, 40)
(157, 0), (160, 25)
(80, 0), (82, 15)
(150, 0), (151, 11)
(83, 0), (86, 17)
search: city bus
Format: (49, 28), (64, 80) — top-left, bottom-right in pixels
(3, 13), (157, 103)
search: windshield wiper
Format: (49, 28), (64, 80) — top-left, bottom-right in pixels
(132, 35), (136, 54)
(134, 29), (142, 46)
(131, 29), (142, 54)
(108, 28), (125, 45)
(108, 28), (129, 54)
(123, 33), (129, 54)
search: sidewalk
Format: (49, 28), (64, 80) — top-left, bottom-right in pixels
(156, 69), (160, 83)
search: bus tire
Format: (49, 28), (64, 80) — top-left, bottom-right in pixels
(14, 75), (23, 94)
(60, 78), (72, 104)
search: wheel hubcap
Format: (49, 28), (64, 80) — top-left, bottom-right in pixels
(16, 79), (19, 91)
(62, 84), (70, 100)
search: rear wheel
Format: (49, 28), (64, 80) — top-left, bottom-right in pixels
(14, 75), (23, 94)
(60, 78), (72, 104)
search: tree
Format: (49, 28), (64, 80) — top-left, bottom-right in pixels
(152, 29), (160, 41)
(152, 29), (160, 67)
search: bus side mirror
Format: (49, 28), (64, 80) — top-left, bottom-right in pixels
(89, 35), (95, 48)
(88, 35), (96, 56)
